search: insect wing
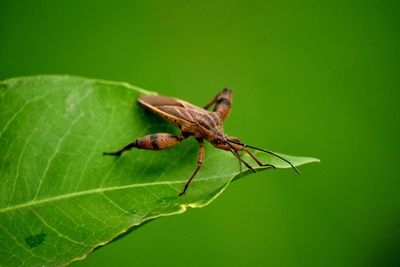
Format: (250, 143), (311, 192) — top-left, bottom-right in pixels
(138, 95), (204, 125)
(138, 95), (184, 107)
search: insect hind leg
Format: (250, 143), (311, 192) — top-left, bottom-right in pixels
(103, 142), (137, 156)
(103, 133), (184, 156)
(203, 88), (232, 121)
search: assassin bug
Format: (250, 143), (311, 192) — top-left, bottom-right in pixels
(103, 88), (300, 196)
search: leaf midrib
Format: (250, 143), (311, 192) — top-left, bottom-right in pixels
(0, 173), (236, 214)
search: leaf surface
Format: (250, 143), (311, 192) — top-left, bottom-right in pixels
(0, 76), (319, 266)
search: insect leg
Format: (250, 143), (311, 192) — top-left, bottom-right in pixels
(179, 139), (204, 196)
(223, 141), (254, 173)
(245, 149), (276, 169)
(103, 133), (184, 156)
(203, 97), (217, 110)
(229, 149), (256, 173)
(203, 88), (232, 120)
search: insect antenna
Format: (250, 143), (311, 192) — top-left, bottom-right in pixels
(227, 140), (300, 174)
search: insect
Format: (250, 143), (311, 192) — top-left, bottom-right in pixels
(103, 88), (299, 196)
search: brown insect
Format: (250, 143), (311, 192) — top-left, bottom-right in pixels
(103, 88), (299, 196)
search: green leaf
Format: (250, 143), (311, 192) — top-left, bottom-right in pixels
(0, 75), (319, 266)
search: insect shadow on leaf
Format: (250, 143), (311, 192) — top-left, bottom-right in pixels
(25, 232), (47, 249)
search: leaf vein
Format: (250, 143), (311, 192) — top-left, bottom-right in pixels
(0, 174), (235, 213)
(33, 112), (85, 200)
(0, 92), (50, 139)
(31, 209), (87, 247)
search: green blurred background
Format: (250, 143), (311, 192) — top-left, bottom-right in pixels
(1, 0), (399, 266)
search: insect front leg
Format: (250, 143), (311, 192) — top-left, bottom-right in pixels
(214, 142), (255, 173)
(229, 149), (256, 173)
(103, 133), (185, 156)
(203, 88), (232, 121)
(179, 139), (204, 196)
(245, 149), (276, 170)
